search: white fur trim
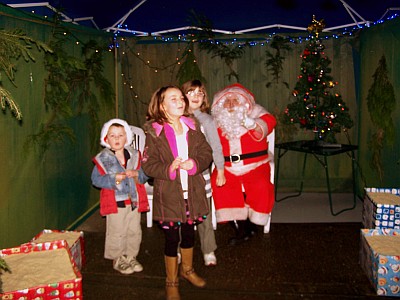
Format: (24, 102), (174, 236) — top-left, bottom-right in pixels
(212, 84), (255, 112)
(100, 118), (133, 148)
(216, 207), (248, 222)
(248, 208), (271, 226)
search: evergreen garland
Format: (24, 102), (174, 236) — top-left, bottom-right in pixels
(265, 35), (291, 88)
(0, 257), (11, 294)
(264, 35), (296, 142)
(25, 27), (114, 155)
(366, 55), (396, 182)
(0, 29), (52, 120)
(189, 11), (249, 82)
(176, 43), (206, 86)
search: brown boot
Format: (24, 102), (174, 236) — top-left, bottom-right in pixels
(179, 247), (206, 288)
(165, 256), (180, 300)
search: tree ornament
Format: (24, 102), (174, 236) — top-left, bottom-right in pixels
(307, 15), (326, 38)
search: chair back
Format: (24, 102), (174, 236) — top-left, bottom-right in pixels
(130, 126), (146, 153)
(267, 129), (275, 184)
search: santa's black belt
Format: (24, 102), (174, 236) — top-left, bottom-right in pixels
(224, 149), (269, 163)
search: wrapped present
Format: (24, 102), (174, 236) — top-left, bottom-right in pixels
(360, 228), (400, 297)
(363, 188), (400, 229)
(0, 240), (82, 299)
(31, 229), (85, 270)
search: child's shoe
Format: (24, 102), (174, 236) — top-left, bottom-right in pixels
(128, 256), (143, 272)
(203, 252), (217, 266)
(113, 255), (134, 274)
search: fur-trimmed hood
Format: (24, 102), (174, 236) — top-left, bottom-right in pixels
(212, 83), (255, 113)
(143, 116), (199, 137)
(100, 118), (132, 148)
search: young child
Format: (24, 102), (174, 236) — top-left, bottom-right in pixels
(142, 86), (212, 300)
(91, 118), (149, 275)
(181, 80), (226, 266)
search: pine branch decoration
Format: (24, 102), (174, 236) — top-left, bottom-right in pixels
(176, 43), (205, 86)
(0, 257), (11, 294)
(265, 35), (292, 88)
(0, 87), (22, 120)
(0, 29), (51, 80)
(366, 55), (396, 182)
(0, 28), (52, 120)
(26, 29), (114, 156)
(189, 10), (249, 82)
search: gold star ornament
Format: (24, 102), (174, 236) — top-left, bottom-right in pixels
(307, 15), (326, 37)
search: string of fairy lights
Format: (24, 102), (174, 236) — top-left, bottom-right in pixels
(24, 9), (397, 110)
(110, 13), (399, 45)
(111, 13), (399, 108)
(117, 38), (193, 104)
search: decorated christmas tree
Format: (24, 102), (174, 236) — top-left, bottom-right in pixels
(283, 16), (353, 143)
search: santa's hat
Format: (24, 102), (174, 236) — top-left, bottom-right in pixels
(212, 83), (255, 112)
(100, 118), (133, 148)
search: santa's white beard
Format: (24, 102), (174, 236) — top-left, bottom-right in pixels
(212, 104), (247, 140)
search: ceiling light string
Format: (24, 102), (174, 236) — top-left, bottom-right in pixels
(110, 13), (398, 47)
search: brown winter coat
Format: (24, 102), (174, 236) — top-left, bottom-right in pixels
(142, 117), (213, 224)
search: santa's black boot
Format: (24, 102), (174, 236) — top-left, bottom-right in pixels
(228, 220), (251, 246)
(244, 219), (258, 237)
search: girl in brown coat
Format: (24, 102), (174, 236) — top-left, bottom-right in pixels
(142, 86), (212, 300)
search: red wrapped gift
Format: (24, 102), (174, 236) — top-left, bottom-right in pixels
(0, 240), (82, 299)
(31, 229), (85, 270)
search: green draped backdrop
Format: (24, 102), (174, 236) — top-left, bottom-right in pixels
(0, 5), (117, 248)
(0, 3), (399, 248)
(121, 36), (358, 192)
(356, 18), (400, 190)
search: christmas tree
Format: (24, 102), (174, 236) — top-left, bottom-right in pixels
(283, 16), (353, 143)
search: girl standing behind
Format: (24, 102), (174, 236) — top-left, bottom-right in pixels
(181, 80), (226, 266)
(142, 86), (212, 300)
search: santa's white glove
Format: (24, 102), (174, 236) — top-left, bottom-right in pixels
(242, 116), (257, 130)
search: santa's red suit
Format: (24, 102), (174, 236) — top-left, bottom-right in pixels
(211, 83), (277, 226)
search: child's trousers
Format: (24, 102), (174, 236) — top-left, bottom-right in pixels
(104, 205), (142, 260)
(197, 197), (217, 254)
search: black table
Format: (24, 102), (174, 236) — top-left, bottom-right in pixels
(275, 140), (358, 216)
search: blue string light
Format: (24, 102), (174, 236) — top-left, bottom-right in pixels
(109, 13), (399, 48)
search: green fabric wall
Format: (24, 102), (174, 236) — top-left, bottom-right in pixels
(0, 4), (117, 248)
(1, 3), (399, 249)
(356, 18), (400, 189)
(121, 35), (358, 192)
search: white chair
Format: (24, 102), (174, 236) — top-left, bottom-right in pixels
(129, 126), (154, 228)
(130, 126), (146, 153)
(210, 129), (275, 234)
(263, 129), (275, 233)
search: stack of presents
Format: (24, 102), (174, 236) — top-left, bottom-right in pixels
(360, 187), (400, 297)
(0, 229), (85, 299)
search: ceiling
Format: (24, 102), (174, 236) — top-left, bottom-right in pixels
(3, 0), (400, 35)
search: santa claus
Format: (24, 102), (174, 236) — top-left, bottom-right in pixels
(211, 83), (276, 245)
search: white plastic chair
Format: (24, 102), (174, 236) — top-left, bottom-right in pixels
(129, 126), (146, 153)
(263, 129), (275, 233)
(210, 129), (275, 234)
(129, 126), (154, 228)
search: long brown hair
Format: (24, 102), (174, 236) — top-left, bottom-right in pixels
(147, 85), (189, 124)
(181, 80), (210, 113)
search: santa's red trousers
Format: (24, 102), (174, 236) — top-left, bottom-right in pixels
(211, 162), (274, 226)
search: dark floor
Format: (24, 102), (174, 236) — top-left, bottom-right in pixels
(78, 211), (395, 300)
